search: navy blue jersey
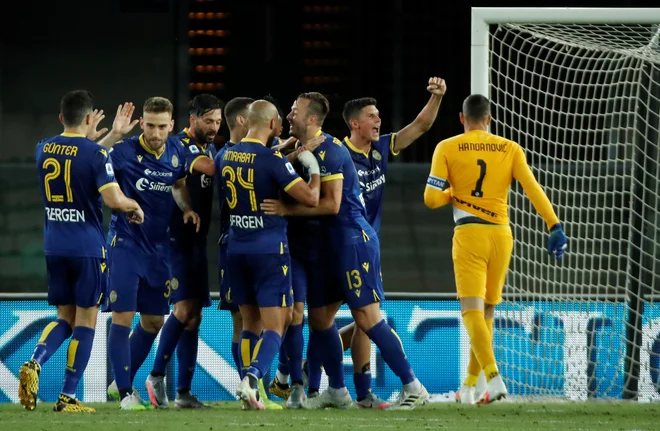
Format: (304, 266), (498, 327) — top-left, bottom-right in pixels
(169, 128), (217, 242)
(108, 135), (187, 253)
(36, 133), (117, 258)
(313, 131), (375, 244)
(214, 141), (235, 246)
(343, 133), (397, 233)
(220, 139), (302, 254)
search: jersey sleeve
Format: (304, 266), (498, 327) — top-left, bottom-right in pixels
(93, 148), (119, 192)
(177, 145), (187, 181)
(512, 144), (560, 229)
(376, 133), (399, 156)
(107, 140), (128, 172)
(318, 142), (344, 183)
(270, 151), (303, 192)
(423, 141), (451, 208)
(427, 142), (449, 190)
(186, 143), (210, 174)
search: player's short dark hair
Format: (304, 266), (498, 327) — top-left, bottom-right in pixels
(263, 94), (285, 121)
(462, 94), (490, 121)
(60, 90), (94, 127)
(297, 92), (330, 125)
(143, 96), (174, 115)
(224, 97), (255, 130)
(189, 93), (223, 117)
(342, 97), (377, 130)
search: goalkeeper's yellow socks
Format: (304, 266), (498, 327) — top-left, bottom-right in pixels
(463, 317), (494, 387)
(462, 310), (499, 382)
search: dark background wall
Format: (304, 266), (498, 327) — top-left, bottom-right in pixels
(0, 0), (656, 293)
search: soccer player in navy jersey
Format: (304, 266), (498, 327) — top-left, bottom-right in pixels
(143, 94), (222, 408)
(332, 77), (446, 407)
(215, 96), (254, 367)
(19, 90), (144, 413)
(221, 100), (321, 410)
(261, 92), (429, 410)
(99, 97), (201, 410)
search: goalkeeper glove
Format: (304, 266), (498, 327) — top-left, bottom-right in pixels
(548, 224), (568, 260)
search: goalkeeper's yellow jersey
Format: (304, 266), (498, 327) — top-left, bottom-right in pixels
(427, 129), (559, 229)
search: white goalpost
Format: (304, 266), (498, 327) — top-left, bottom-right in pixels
(470, 7), (660, 402)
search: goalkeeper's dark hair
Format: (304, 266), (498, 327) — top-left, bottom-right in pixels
(189, 93), (223, 117)
(297, 92), (330, 125)
(224, 97), (255, 130)
(342, 97), (377, 130)
(462, 94), (491, 121)
(60, 90), (94, 127)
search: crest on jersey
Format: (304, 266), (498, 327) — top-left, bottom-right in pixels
(172, 154), (179, 168)
(285, 162), (296, 175)
(109, 290), (117, 303)
(105, 163), (115, 176)
(189, 145), (199, 154)
(319, 151), (326, 161)
(137, 155), (143, 163)
(372, 150), (382, 161)
(171, 278), (179, 290)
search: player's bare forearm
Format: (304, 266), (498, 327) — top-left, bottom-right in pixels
(424, 187), (452, 209)
(284, 196), (337, 216)
(172, 179), (192, 212)
(97, 131), (124, 149)
(191, 156), (215, 176)
(394, 94), (443, 152)
(272, 137), (297, 153)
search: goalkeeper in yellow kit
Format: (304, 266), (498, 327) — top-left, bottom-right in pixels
(424, 94), (568, 404)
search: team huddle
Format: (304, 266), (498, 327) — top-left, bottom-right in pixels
(18, 77), (568, 413)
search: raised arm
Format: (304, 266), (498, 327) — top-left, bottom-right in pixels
(97, 103), (139, 149)
(393, 77), (446, 153)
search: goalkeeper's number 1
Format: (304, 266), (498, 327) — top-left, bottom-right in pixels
(471, 159), (487, 198)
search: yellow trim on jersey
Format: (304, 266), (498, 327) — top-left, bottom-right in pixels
(189, 155), (208, 174)
(283, 177), (303, 192)
(183, 127), (194, 139)
(139, 134), (165, 159)
(98, 182), (119, 192)
(344, 137), (369, 157)
(60, 132), (86, 138)
(390, 132), (400, 156)
(314, 129), (323, 137)
(242, 138), (263, 145)
(110, 234), (117, 247)
(321, 173), (344, 182)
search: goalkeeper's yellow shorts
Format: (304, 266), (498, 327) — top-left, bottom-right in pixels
(452, 223), (513, 305)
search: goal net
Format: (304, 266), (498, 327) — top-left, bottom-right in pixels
(475, 9), (660, 401)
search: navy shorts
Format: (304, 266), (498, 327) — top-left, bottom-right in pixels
(168, 240), (212, 308)
(307, 237), (384, 310)
(46, 256), (106, 308)
(103, 238), (171, 315)
(217, 242), (238, 312)
(228, 252), (293, 308)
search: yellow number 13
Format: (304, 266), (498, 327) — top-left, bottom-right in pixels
(222, 166), (256, 211)
(43, 157), (73, 203)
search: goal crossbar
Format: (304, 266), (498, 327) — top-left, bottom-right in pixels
(471, 7), (660, 95)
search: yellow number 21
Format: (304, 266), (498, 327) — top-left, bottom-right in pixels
(43, 157), (73, 203)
